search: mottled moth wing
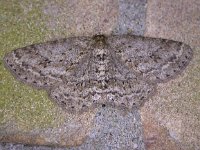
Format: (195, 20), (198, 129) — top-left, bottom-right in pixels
(49, 78), (156, 113)
(108, 35), (193, 83)
(4, 37), (91, 88)
(4, 34), (193, 113)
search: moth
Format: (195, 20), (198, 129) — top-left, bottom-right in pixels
(4, 35), (193, 113)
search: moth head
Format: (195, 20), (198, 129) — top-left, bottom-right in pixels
(92, 35), (108, 47)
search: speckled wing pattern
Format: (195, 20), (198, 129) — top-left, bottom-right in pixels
(4, 35), (193, 113)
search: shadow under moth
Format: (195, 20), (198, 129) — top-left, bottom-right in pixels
(4, 35), (193, 113)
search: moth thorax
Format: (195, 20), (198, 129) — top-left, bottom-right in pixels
(93, 48), (110, 63)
